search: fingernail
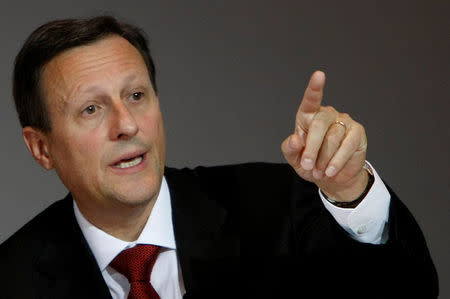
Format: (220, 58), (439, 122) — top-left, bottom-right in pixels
(313, 169), (324, 179)
(325, 166), (336, 177)
(301, 158), (314, 170)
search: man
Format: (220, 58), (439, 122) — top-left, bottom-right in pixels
(0, 16), (438, 298)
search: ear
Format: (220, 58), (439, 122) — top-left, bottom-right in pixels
(22, 127), (54, 170)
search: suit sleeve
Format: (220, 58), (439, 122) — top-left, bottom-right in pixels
(293, 174), (439, 298)
(319, 161), (391, 244)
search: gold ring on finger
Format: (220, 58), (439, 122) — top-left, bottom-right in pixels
(334, 120), (347, 131)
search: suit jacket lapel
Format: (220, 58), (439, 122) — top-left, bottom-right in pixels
(165, 167), (239, 297)
(33, 168), (240, 298)
(33, 195), (112, 299)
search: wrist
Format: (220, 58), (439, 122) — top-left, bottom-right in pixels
(322, 162), (374, 208)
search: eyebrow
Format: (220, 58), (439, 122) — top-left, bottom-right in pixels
(79, 73), (140, 96)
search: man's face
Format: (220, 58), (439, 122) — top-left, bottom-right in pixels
(39, 35), (166, 212)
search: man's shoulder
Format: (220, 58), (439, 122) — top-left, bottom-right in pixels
(167, 161), (292, 172)
(165, 161), (320, 212)
(165, 161), (306, 187)
(0, 196), (73, 258)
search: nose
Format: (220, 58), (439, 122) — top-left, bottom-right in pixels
(109, 102), (139, 140)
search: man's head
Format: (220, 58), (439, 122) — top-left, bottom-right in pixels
(13, 16), (166, 219)
(14, 15), (158, 132)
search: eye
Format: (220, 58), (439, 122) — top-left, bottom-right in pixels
(130, 92), (144, 101)
(83, 104), (99, 115)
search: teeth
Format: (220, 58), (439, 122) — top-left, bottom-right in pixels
(115, 156), (143, 169)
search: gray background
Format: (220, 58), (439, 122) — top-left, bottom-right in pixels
(0, 0), (448, 297)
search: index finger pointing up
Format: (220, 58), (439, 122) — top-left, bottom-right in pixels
(299, 70), (326, 114)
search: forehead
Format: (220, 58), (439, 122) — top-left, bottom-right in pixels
(41, 35), (149, 103)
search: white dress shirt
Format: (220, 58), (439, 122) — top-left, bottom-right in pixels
(74, 162), (390, 298)
(74, 178), (185, 299)
(319, 161), (391, 244)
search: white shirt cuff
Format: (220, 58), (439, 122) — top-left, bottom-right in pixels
(319, 161), (391, 244)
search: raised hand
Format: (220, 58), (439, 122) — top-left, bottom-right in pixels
(281, 71), (369, 202)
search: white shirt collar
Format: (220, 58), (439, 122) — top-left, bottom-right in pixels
(73, 177), (176, 272)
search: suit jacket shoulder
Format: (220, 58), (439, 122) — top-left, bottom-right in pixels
(0, 196), (111, 298)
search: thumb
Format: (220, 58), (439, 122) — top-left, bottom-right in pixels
(281, 133), (305, 170)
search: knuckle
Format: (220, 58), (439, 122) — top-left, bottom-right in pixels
(321, 106), (330, 112)
(313, 110), (325, 119)
(325, 105), (337, 113)
(316, 110), (331, 121)
(319, 106), (336, 118)
(347, 137), (360, 149)
(341, 112), (350, 119)
(353, 123), (365, 135)
(326, 134), (340, 148)
(310, 118), (327, 131)
(359, 123), (366, 135)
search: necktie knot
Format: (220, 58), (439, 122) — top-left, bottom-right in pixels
(110, 244), (161, 299)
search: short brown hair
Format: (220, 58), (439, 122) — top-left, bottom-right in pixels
(13, 15), (157, 132)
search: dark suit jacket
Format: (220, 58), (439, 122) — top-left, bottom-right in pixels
(0, 163), (439, 298)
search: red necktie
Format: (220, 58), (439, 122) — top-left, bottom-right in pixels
(110, 244), (161, 299)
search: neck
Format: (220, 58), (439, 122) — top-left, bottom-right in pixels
(75, 196), (158, 242)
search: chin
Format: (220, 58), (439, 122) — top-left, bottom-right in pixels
(102, 155), (164, 207)
(108, 176), (162, 207)
(116, 195), (153, 207)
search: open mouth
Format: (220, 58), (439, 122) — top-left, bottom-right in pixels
(113, 154), (144, 169)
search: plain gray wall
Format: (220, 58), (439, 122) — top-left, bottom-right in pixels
(1, 0), (448, 297)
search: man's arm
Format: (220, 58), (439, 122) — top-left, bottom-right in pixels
(280, 71), (391, 242)
(279, 71), (438, 297)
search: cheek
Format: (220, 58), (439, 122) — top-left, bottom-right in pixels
(140, 109), (165, 142)
(79, 135), (104, 162)
(52, 129), (104, 176)
(139, 109), (166, 162)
